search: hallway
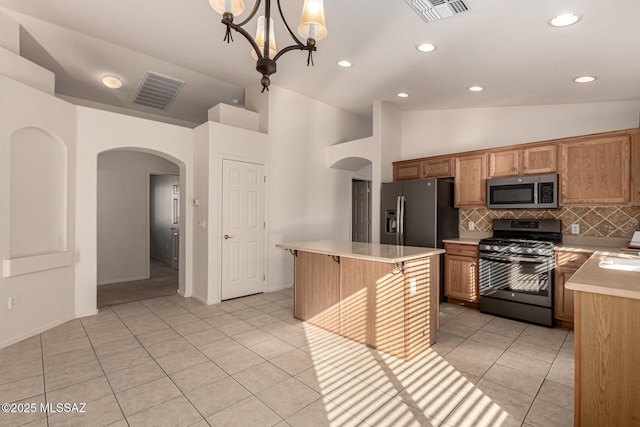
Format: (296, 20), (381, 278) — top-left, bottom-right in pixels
(97, 261), (178, 308)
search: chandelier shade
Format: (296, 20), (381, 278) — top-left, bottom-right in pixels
(210, 0), (327, 92)
(209, 0), (245, 16)
(251, 16), (277, 60)
(298, 0), (327, 41)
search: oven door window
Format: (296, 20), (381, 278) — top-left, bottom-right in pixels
(479, 256), (551, 297)
(489, 184), (535, 205)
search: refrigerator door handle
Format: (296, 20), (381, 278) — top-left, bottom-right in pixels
(399, 195), (406, 245)
(396, 195), (401, 245)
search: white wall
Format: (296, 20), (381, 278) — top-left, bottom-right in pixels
(198, 121), (269, 303)
(263, 85), (372, 290)
(401, 101), (640, 158)
(97, 151), (178, 285)
(75, 107), (193, 317)
(0, 75), (77, 348)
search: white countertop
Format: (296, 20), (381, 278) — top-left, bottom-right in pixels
(566, 251), (640, 300)
(442, 238), (481, 245)
(275, 240), (444, 264)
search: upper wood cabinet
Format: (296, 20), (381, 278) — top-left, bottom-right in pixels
(488, 145), (557, 178)
(455, 154), (487, 207)
(393, 156), (454, 181)
(632, 132), (640, 206)
(393, 160), (423, 181)
(559, 136), (631, 205)
(424, 156), (454, 178)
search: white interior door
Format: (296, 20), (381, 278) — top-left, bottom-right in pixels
(221, 159), (266, 300)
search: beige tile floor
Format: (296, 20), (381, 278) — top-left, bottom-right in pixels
(0, 291), (574, 427)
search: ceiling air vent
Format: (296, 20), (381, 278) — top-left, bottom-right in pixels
(405, 0), (473, 23)
(132, 71), (185, 110)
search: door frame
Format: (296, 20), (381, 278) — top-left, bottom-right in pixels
(349, 173), (372, 243)
(147, 170), (179, 278)
(217, 155), (269, 300)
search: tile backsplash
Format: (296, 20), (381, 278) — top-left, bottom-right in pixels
(460, 206), (640, 238)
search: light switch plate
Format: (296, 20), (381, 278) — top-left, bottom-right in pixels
(571, 223), (579, 234)
(468, 222), (475, 231)
(410, 278), (417, 294)
(8, 296), (16, 309)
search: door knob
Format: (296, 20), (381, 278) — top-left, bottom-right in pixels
(224, 234), (233, 240)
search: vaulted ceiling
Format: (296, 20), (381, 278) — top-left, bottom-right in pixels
(2, 0), (639, 125)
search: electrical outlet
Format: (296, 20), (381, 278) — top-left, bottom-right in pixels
(571, 223), (580, 235)
(468, 221), (475, 231)
(410, 278), (417, 294)
(8, 296), (16, 309)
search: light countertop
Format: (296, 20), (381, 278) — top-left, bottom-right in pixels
(442, 238), (481, 245)
(275, 240), (444, 264)
(565, 251), (640, 300)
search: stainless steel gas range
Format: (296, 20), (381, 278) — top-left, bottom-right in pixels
(478, 219), (562, 326)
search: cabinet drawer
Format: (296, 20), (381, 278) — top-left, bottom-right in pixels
(445, 243), (478, 258)
(555, 251), (590, 268)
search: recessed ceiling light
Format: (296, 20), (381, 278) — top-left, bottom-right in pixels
(337, 60), (352, 68)
(548, 13), (581, 27)
(397, 92), (409, 98)
(102, 75), (122, 89)
(468, 86), (484, 92)
(416, 43), (436, 53)
(573, 76), (597, 83)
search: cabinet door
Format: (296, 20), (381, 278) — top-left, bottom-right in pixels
(522, 144), (557, 175)
(444, 254), (478, 302)
(424, 157), (454, 178)
(554, 268), (575, 324)
(632, 132), (640, 206)
(454, 154), (487, 207)
(560, 136), (631, 205)
(294, 251), (341, 334)
(394, 160), (424, 181)
(488, 150), (519, 178)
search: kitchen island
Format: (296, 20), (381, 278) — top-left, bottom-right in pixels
(276, 240), (445, 360)
(566, 251), (640, 427)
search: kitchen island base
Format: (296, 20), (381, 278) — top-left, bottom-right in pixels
(290, 247), (440, 361)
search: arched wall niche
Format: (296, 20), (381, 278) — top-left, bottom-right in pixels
(9, 127), (67, 257)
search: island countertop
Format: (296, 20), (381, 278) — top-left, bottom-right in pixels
(565, 251), (640, 300)
(276, 240), (444, 264)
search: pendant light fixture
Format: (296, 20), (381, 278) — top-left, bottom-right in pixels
(209, 0), (327, 92)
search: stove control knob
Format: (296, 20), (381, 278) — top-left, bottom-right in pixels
(509, 247), (518, 253)
(527, 248), (534, 254)
(492, 246), (499, 251)
(484, 245), (492, 251)
(537, 249), (545, 255)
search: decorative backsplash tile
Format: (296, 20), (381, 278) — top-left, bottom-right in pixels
(460, 206), (640, 238)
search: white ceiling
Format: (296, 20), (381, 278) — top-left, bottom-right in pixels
(2, 0), (640, 125)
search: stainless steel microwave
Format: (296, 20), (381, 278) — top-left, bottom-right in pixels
(486, 174), (558, 209)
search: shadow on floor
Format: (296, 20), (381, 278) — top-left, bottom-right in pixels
(97, 260), (178, 308)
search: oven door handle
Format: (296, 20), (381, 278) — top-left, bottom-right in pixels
(480, 253), (548, 264)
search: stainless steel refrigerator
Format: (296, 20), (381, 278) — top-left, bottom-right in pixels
(380, 178), (459, 248)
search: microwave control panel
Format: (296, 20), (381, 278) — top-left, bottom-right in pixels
(539, 182), (555, 203)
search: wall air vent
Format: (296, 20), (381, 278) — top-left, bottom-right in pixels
(405, 0), (473, 23)
(132, 71), (185, 110)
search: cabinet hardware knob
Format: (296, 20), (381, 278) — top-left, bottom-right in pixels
(512, 167), (517, 171)
(524, 166), (528, 171)
(470, 263), (476, 267)
(569, 258), (575, 262)
(458, 249), (462, 253)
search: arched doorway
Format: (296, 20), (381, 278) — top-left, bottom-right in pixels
(96, 149), (184, 307)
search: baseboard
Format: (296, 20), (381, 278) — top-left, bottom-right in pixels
(267, 284), (293, 293)
(98, 274), (149, 286)
(77, 309), (99, 318)
(0, 313), (76, 350)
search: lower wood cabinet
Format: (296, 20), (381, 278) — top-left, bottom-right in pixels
(294, 251), (440, 360)
(444, 243), (479, 304)
(554, 250), (590, 328)
(294, 251), (341, 334)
